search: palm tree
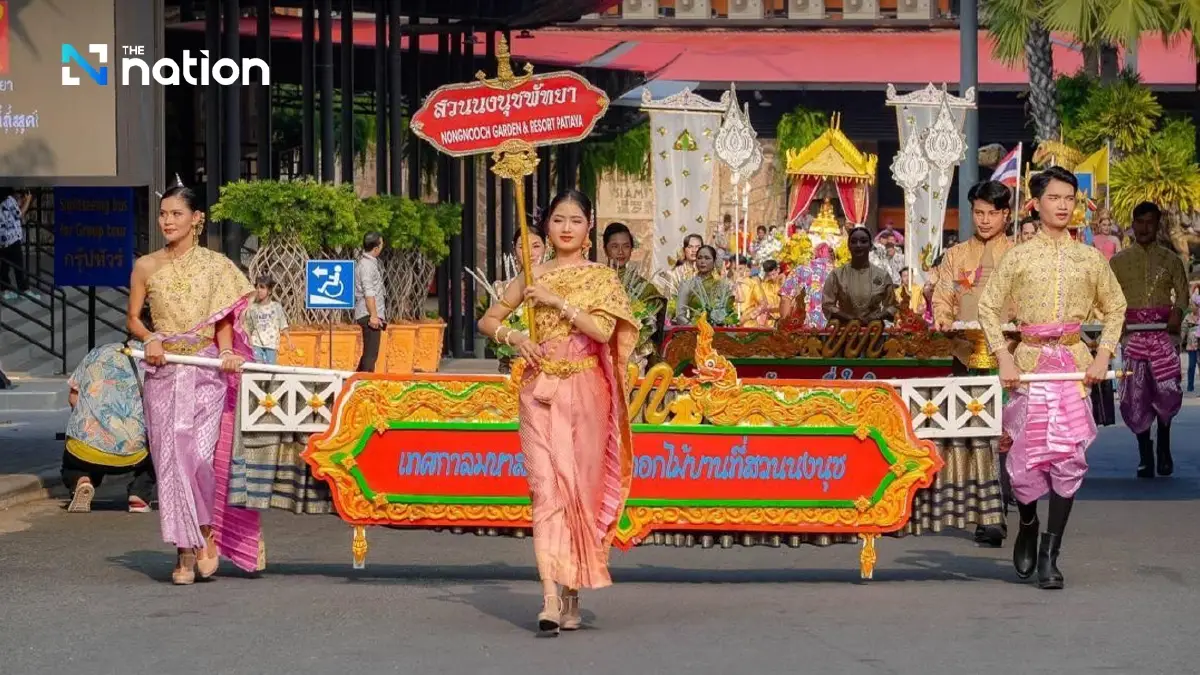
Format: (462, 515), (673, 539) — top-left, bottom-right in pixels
(1166, 0), (1200, 162)
(983, 0), (1061, 142)
(1041, 0), (1172, 82)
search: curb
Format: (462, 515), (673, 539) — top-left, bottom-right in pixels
(0, 467), (63, 511)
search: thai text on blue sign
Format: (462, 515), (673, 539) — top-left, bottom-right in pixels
(54, 187), (136, 287)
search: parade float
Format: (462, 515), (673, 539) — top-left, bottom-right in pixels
(200, 59), (1006, 582)
(659, 115), (955, 381)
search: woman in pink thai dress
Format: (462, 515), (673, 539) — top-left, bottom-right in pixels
(126, 184), (262, 585)
(478, 190), (637, 636)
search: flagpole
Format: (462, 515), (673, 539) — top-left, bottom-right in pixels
(1104, 139), (1111, 211)
(1013, 143), (1022, 232)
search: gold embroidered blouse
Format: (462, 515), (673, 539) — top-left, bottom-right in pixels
(932, 235), (1015, 326)
(532, 263), (636, 345)
(145, 246), (253, 351)
(1108, 243), (1188, 312)
(821, 264), (898, 322)
(978, 231), (1127, 372)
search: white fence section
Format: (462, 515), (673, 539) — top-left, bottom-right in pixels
(238, 373), (1005, 439)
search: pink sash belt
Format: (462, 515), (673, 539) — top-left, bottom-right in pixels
(1124, 307), (1180, 382)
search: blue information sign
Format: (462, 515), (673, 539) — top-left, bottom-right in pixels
(53, 187), (136, 287)
(306, 259), (355, 310)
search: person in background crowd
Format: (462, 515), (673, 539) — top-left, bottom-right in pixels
(822, 227), (898, 323)
(1091, 209), (1122, 261)
(245, 274), (293, 365)
(1109, 201), (1188, 478)
(1018, 217), (1039, 243)
(871, 228), (905, 284)
(676, 244), (738, 326)
(751, 225), (769, 256)
(63, 335), (156, 514)
(1183, 281), (1200, 394)
(0, 187), (39, 302)
(979, 166), (1126, 590)
(354, 232), (387, 373)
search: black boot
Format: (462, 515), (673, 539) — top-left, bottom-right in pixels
(975, 523), (1007, 547)
(1036, 533), (1064, 589)
(1136, 432), (1155, 478)
(1012, 502), (1039, 579)
(1157, 422), (1174, 477)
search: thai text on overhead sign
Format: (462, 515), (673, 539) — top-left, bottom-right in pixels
(410, 72), (609, 157)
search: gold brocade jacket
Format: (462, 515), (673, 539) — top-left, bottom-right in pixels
(1109, 243), (1188, 313)
(978, 231), (1127, 374)
(932, 235), (1015, 327)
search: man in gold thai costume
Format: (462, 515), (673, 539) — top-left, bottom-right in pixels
(1109, 201), (1188, 479)
(934, 180), (1016, 548)
(979, 167), (1126, 590)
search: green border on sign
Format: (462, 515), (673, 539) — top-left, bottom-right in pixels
(336, 419), (904, 510)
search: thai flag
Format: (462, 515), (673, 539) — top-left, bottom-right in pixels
(991, 143), (1022, 187)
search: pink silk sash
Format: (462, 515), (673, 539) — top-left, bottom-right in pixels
(1006, 323), (1095, 471)
(1123, 307), (1180, 382)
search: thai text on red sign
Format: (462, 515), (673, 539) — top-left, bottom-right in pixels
(411, 72), (609, 157)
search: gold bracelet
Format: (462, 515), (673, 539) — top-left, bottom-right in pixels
(503, 328), (515, 346)
(567, 306), (581, 323)
(559, 302), (572, 318)
(492, 325), (504, 342)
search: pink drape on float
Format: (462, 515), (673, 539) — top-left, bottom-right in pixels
(834, 178), (870, 226)
(786, 176), (821, 233)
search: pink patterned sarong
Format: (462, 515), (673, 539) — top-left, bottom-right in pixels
(142, 296), (262, 572)
(1002, 323), (1096, 503)
(1119, 307), (1182, 434)
(518, 333), (627, 590)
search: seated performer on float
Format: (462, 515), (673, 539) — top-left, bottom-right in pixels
(675, 244), (739, 327)
(932, 179), (1016, 548)
(821, 226), (897, 324)
(740, 259), (783, 328)
(603, 222), (667, 370)
(1109, 201), (1188, 478)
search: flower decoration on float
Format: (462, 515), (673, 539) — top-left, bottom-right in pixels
(778, 232), (814, 272)
(834, 240), (851, 267)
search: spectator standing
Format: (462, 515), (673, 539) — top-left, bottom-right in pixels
(245, 274), (293, 364)
(0, 188), (39, 302)
(354, 232), (387, 372)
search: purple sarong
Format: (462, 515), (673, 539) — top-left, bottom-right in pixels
(143, 296), (262, 572)
(1119, 307), (1182, 434)
(1002, 323), (1096, 503)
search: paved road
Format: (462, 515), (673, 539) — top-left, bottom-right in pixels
(2, 410), (1198, 675)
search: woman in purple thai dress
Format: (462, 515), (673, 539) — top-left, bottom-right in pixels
(126, 184), (262, 585)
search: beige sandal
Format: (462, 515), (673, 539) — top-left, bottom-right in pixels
(560, 589), (581, 631)
(537, 594), (562, 637)
(172, 550), (197, 585)
(196, 531), (219, 580)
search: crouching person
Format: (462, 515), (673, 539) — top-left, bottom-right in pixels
(63, 342), (155, 513)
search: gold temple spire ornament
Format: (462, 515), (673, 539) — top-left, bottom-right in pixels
(475, 35), (533, 90)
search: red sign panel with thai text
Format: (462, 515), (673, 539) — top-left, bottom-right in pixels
(410, 71), (610, 157)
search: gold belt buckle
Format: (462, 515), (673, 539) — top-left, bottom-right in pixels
(539, 356), (598, 378)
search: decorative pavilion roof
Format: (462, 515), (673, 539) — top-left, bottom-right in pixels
(785, 114), (877, 183)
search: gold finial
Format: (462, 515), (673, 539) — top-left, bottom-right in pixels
(476, 34), (534, 90)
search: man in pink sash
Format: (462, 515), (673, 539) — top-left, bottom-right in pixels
(1109, 201), (1188, 478)
(979, 166), (1127, 590)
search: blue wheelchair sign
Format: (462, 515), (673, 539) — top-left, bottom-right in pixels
(306, 260), (355, 310)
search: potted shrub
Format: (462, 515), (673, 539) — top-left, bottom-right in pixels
(371, 195), (461, 372)
(211, 178), (381, 370)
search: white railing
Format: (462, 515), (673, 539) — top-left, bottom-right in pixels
(233, 371), (1006, 439)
